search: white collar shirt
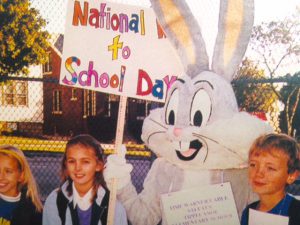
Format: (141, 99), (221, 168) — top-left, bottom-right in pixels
(72, 183), (93, 211)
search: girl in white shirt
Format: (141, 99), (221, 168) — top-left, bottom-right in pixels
(43, 134), (128, 225)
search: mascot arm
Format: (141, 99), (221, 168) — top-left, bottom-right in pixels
(117, 158), (181, 225)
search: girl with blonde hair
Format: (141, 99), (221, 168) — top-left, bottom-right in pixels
(0, 145), (43, 225)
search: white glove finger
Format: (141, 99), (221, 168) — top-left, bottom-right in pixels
(104, 163), (132, 176)
(120, 144), (127, 158)
(106, 154), (126, 165)
(118, 163), (133, 173)
(103, 160), (133, 180)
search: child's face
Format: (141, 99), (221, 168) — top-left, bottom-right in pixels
(65, 144), (103, 193)
(248, 149), (295, 197)
(0, 155), (23, 197)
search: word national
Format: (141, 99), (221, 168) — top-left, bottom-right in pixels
(72, 1), (145, 35)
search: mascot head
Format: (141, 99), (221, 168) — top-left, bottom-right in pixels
(142, 0), (273, 170)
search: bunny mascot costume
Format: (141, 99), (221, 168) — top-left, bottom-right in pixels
(104, 0), (273, 224)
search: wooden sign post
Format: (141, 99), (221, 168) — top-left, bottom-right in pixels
(60, 1), (183, 224)
(107, 95), (127, 225)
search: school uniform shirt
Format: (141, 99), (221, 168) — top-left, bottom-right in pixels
(43, 181), (128, 225)
(0, 193), (20, 225)
(241, 194), (300, 225)
(72, 183), (93, 225)
(0, 192), (42, 225)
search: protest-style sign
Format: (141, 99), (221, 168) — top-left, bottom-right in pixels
(60, 0), (183, 102)
(249, 208), (289, 225)
(161, 182), (240, 225)
(61, 1), (183, 224)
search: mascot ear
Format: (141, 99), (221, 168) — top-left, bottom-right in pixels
(212, 0), (254, 81)
(150, 0), (209, 78)
(151, 0), (254, 82)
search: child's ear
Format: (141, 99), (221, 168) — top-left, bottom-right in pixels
(287, 171), (299, 185)
(64, 169), (69, 177)
(18, 171), (25, 185)
(96, 161), (104, 172)
(63, 163), (69, 177)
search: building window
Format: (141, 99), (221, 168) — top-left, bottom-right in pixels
(43, 52), (52, 74)
(52, 90), (62, 114)
(83, 90), (96, 118)
(102, 94), (110, 117)
(136, 99), (149, 120)
(104, 94), (120, 117)
(71, 88), (77, 101)
(2, 81), (28, 106)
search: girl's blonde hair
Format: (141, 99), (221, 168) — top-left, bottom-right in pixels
(0, 145), (43, 212)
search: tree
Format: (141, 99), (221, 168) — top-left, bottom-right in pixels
(249, 8), (300, 136)
(0, 0), (50, 78)
(279, 72), (300, 137)
(233, 58), (278, 113)
(250, 8), (300, 79)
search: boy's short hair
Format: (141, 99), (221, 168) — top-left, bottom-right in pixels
(249, 133), (300, 174)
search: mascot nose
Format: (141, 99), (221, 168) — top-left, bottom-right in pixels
(173, 128), (182, 137)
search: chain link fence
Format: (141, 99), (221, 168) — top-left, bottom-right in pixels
(1, 75), (300, 201)
(24, 151), (155, 202)
(1, 0), (300, 203)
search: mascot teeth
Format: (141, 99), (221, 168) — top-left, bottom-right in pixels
(173, 141), (190, 151)
(175, 139), (202, 161)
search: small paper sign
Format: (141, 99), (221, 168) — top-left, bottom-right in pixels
(161, 182), (240, 225)
(249, 208), (289, 225)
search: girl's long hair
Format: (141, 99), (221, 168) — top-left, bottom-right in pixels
(0, 145), (43, 212)
(61, 134), (107, 201)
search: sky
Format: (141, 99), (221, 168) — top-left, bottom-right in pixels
(31, 0), (300, 33)
(109, 0), (300, 25)
(254, 0), (299, 24)
(30, 0), (300, 75)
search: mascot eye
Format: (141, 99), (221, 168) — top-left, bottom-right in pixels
(165, 89), (179, 125)
(190, 89), (211, 127)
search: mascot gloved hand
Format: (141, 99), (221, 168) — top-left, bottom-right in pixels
(105, 0), (273, 224)
(104, 145), (133, 190)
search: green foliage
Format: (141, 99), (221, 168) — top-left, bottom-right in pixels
(233, 58), (278, 112)
(0, 0), (50, 78)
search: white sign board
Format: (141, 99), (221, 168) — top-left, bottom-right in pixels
(161, 182), (240, 225)
(60, 0), (183, 102)
(249, 208), (289, 225)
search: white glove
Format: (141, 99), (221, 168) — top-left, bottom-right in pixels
(103, 145), (133, 190)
